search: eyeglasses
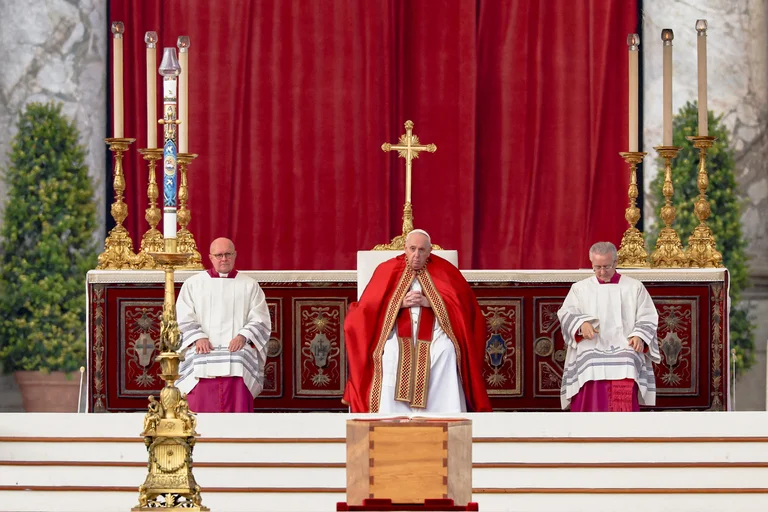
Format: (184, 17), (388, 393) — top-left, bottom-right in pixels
(592, 264), (615, 271)
(211, 252), (235, 260)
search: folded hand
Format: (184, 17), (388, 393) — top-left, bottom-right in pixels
(229, 334), (247, 352)
(195, 338), (214, 354)
(401, 290), (429, 308)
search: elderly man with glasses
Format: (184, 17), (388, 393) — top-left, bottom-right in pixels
(174, 237), (271, 412)
(557, 242), (660, 412)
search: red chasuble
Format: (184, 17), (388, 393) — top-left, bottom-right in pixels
(343, 254), (492, 413)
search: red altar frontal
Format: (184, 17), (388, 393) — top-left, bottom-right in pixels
(86, 268), (729, 412)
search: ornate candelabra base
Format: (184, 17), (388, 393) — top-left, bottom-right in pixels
(686, 224), (723, 268)
(98, 225), (138, 270)
(650, 146), (688, 268)
(133, 246), (206, 511)
(133, 351), (206, 511)
(98, 137), (137, 270)
(618, 227), (649, 267)
(685, 135), (723, 268)
(134, 228), (165, 269)
(617, 151), (649, 268)
(651, 226), (688, 268)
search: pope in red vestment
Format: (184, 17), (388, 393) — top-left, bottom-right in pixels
(343, 231), (492, 413)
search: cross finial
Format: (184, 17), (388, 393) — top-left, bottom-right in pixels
(382, 120), (436, 204)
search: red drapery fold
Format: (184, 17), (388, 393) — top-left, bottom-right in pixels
(108, 0), (637, 270)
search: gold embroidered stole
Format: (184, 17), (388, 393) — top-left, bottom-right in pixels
(367, 263), (463, 412)
(368, 265), (415, 412)
(394, 305), (435, 408)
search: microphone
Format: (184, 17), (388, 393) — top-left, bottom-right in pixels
(77, 366), (85, 413)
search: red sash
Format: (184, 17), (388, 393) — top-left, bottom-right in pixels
(394, 306), (436, 408)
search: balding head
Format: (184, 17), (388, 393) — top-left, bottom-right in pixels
(209, 237), (237, 274)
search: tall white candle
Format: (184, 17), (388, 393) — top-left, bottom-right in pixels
(696, 20), (708, 136)
(661, 29), (674, 146)
(177, 36), (190, 153)
(145, 32), (158, 149)
(628, 34), (640, 152)
(111, 22), (124, 138)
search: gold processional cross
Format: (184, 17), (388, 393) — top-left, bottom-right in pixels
(376, 120), (438, 250)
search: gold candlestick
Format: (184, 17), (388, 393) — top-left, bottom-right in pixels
(617, 151), (649, 267)
(684, 135), (723, 267)
(650, 146), (688, 268)
(133, 243), (207, 511)
(97, 137), (137, 269)
(176, 153), (203, 269)
(134, 148), (164, 269)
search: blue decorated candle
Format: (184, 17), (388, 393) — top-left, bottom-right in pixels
(158, 47), (181, 239)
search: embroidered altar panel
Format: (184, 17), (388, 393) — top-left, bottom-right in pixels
(87, 269), (729, 412)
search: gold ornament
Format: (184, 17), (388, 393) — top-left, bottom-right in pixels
(134, 148), (165, 269)
(98, 138), (137, 269)
(650, 146), (688, 268)
(684, 136), (723, 268)
(617, 151), (649, 267)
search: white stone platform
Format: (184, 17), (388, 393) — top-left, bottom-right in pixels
(1, 411), (768, 512)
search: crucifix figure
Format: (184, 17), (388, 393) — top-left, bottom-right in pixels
(377, 120), (438, 250)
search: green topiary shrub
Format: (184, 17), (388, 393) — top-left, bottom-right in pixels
(647, 100), (755, 376)
(0, 102), (98, 374)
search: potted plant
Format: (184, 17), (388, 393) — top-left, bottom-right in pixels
(0, 102), (98, 411)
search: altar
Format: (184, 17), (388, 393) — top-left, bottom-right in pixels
(86, 268), (729, 413)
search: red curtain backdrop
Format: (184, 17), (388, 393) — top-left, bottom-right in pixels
(108, 0), (638, 270)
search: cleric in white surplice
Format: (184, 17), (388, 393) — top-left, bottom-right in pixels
(175, 237), (271, 412)
(557, 242), (661, 412)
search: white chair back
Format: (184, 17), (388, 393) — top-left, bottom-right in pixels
(356, 250), (459, 300)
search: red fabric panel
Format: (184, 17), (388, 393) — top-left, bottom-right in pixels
(473, 0), (638, 268)
(108, 0), (637, 270)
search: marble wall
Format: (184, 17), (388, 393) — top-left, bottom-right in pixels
(0, 0), (107, 239)
(643, 0), (768, 409)
(0, 0), (107, 411)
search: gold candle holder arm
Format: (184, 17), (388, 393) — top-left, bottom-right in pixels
(98, 137), (137, 269)
(176, 153), (203, 269)
(617, 151), (649, 267)
(134, 148), (165, 269)
(684, 135), (723, 268)
(650, 146), (688, 268)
